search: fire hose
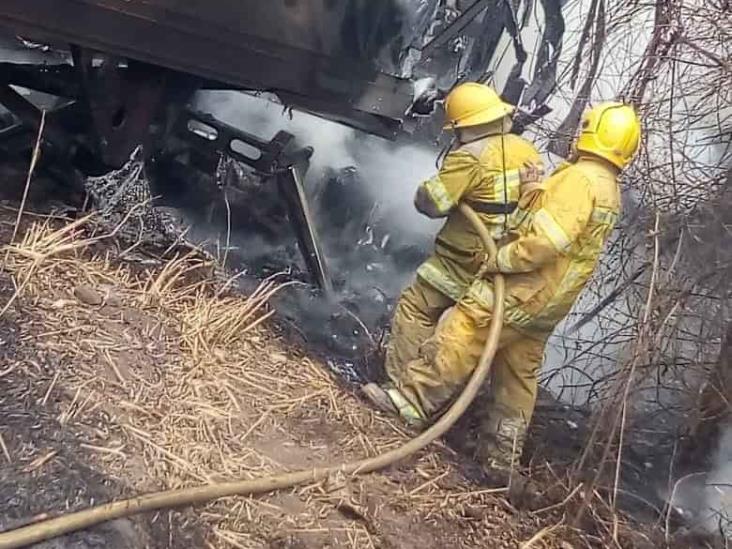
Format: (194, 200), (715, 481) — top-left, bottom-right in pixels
(0, 203), (505, 549)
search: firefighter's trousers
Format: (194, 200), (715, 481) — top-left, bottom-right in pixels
(386, 280), (549, 464)
(384, 276), (455, 384)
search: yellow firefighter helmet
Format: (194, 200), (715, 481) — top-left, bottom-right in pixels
(443, 82), (515, 130)
(575, 102), (641, 169)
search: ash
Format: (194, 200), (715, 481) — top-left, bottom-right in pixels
(272, 166), (433, 381)
(82, 122), (437, 383)
(135, 151), (436, 382)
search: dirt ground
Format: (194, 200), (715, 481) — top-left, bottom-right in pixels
(0, 196), (688, 549)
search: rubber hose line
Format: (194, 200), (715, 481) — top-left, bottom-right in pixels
(0, 203), (505, 549)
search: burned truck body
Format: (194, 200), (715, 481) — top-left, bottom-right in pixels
(0, 0), (565, 291)
(0, 0), (432, 146)
(0, 0), (448, 289)
(0, 0), (568, 366)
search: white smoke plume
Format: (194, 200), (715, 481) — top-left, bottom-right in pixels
(193, 90), (442, 253)
(184, 91), (444, 365)
(667, 424), (732, 540)
(704, 424), (732, 538)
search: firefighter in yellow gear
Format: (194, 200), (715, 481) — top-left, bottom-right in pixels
(393, 102), (642, 469)
(363, 82), (543, 423)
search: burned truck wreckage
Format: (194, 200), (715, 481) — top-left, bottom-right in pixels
(0, 0), (566, 367)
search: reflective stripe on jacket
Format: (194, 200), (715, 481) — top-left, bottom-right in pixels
(416, 133), (542, 297)
(480, 157), (621, 331)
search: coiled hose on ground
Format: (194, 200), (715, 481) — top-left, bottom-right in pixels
(0, 204), (505, 549)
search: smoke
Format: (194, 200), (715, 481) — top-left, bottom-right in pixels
(704, 424), (732, 538)
(667, 424), (732, 539)
(194, 91), (440, 239)
(179, 91), (442, 374)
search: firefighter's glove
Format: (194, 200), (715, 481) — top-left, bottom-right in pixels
(518, 161), (545, 195)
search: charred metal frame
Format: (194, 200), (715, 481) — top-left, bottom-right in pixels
(0, 0), (431, 290)
(0, 55), (173, 172)
(174, 109), (331, 292)
(0, 0), (418, 139)
(0, 0), (566, 290)
(0, 47), (331, 288)
(70, 49), (169, 169)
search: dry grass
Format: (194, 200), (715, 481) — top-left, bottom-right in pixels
(2, 214), (682, 548)
(0, 215), (607, 548)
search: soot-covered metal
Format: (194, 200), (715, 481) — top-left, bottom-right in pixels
(149, 141), (434, 382)
(0, 0), (569, 380)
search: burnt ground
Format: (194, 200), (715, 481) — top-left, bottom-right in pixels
(0, 286), (202, 549)
(0, 183), (709, 549)
(0, 199), (538, 549)
(0, 204), (203, 548)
